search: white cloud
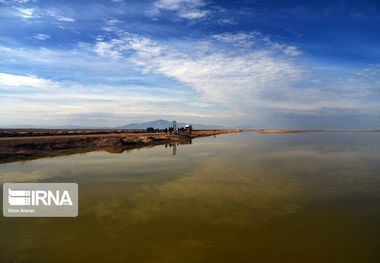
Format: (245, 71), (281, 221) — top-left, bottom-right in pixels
(335, 65), (380, 98)
(94, 32), (304, 105)
(0, 72), (61, 89)
(55, 15), (75, 22)
(1, 0), (32, 3)
(283, 46), (302, 56)
(94, 41), (123, 60)
(47, 11), (75, 22)
(211, 32), (261, 48)
(107, 19), (121, 25)
(33, 34), (50, 40)
(16, 8), (39, 19)
(245, 64), (380, 117)
(149, 0), (209, 20)
(1, 27), (379, 127)
(12, 7), (74, 22)
(92, 30), (380, 127)
(216, 18), (237, 25)
(0, 70), (227, 127)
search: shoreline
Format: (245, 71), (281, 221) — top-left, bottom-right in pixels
(245, 129), (380, 133)
(0, 129), (241, 163)
(1, 129), (380, 163)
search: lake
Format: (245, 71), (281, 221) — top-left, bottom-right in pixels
(0, 132), (379, 262)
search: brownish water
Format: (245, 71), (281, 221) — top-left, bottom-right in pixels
(0, 132), (379, 262)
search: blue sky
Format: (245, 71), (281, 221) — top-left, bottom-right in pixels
(0, 0), (379, 128)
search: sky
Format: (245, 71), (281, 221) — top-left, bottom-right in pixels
(0, 0), (379, 128)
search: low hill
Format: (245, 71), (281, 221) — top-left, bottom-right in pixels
(115, 119), (226, 129)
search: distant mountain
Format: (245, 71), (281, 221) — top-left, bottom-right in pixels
(115, 119), (227, 129)
(115, 119), (174, 129)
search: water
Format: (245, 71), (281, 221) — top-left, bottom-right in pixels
(0, 132), (379, 263)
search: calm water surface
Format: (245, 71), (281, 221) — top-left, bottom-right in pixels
(0, 132), (379, 262)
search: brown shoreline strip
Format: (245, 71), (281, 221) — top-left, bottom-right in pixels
(0, 130), (241, 163)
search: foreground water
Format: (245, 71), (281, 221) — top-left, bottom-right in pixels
(0, 132), (379, 263)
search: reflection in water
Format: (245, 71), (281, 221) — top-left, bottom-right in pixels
(164, 139), (192, 156)
(0, 133), (380, 263)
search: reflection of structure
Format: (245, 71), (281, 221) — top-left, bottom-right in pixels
(165, 139), (192, 156)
